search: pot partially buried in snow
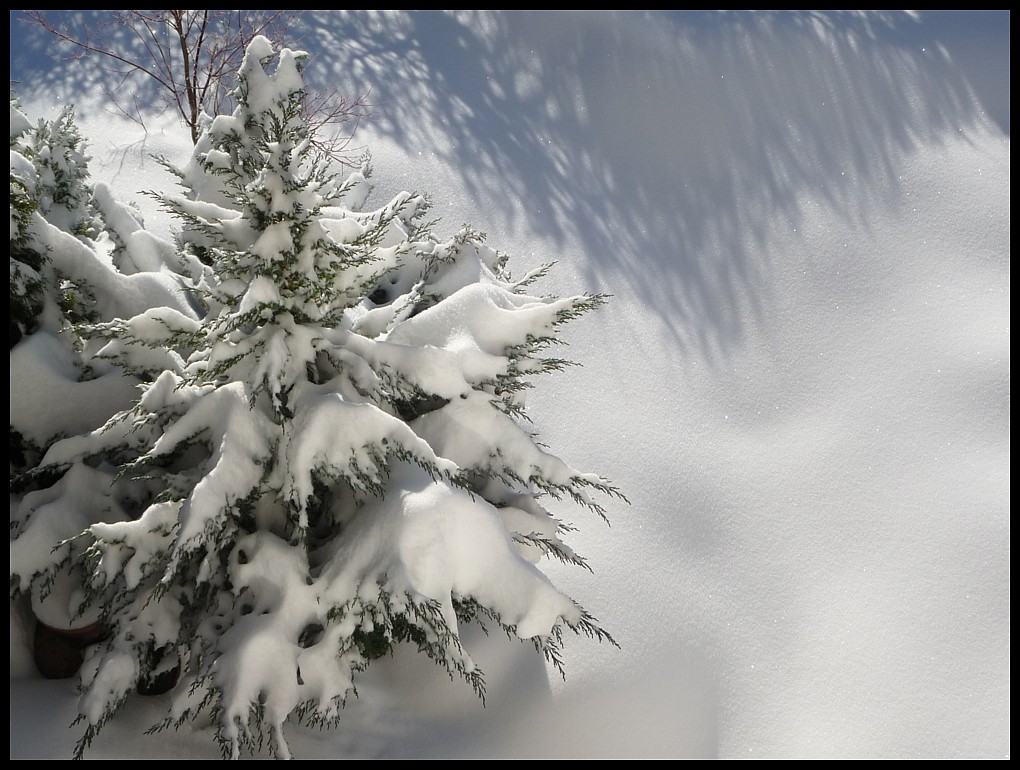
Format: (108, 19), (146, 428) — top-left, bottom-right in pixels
(30, 568), (181, 694)
(30, 568), (105, 680)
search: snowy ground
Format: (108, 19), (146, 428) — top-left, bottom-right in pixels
(9, 11), (1010, 759)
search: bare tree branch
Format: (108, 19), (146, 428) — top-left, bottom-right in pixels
(22, 10), (373, 165)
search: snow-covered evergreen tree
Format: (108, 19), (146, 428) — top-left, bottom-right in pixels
(10, 97), (45, 351)
(11, 38), (622, 759)
(9, 97), (205, 661)
(9, 95), (127, 471)
(24, 104), (101, 240)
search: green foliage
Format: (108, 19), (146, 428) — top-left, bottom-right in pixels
(10, 140), (45, 347)
(29, 106), (99, 238)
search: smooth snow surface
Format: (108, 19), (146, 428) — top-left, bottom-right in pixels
(9, 10), (1009, 759)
